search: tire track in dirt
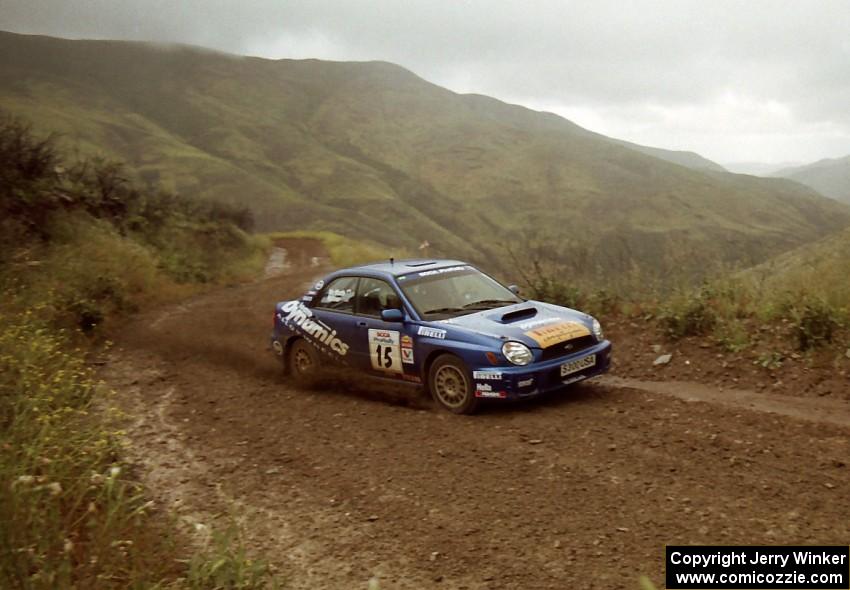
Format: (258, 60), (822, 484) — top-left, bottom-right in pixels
(603, 376), (850, 428)
(102, 240), (850, 589)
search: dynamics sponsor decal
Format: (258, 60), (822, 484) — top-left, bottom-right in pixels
(473, 370), (502, 380)
(525, 321), (591, 348)
(280, 300), (349, 356)
(418, 326), (447, 339)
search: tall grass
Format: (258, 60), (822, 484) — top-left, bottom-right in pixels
(0, 305), (178, 588)
(520, 254), (848, 353)
(0, 116), (279, 588)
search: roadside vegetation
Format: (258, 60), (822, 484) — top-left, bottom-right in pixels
(519, 251), (849, 373)
(0, 116), (279, 588)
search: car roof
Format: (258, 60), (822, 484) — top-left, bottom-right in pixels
(336, 258), (471, 278)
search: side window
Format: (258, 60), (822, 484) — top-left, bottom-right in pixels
(315, 276), (358, 313)
(356, 277), (402, 318)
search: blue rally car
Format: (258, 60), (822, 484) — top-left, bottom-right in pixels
(271, 260), (611, 414)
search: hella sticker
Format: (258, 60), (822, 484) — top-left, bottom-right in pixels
(475, 383), (507, 399)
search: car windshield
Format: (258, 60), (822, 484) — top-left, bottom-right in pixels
(397, 266), (522, 319)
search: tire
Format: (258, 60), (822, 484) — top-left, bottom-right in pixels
(428, 354), (479, 414)
(288, 338), (320, 386)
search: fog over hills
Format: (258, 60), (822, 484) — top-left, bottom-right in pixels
(771, 156), (850, 205)
(2, 30), (848, 280)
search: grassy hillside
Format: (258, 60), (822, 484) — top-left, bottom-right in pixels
(2, 30), (849, 283)
(772, 155), (850, 205)
(742, 225), (850, 308)
(609, 138), (726, 171)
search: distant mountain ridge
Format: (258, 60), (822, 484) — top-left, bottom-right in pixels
(771, 156), (850, 205)
(723, 161), (802, 176)
(1, 30), (848, 281)
(609, 139), (726, 172)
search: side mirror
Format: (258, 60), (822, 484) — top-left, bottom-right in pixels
(381, 308), (405, 323)
(508, 284), (521, 295)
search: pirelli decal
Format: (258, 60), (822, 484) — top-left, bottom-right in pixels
(525, 321), (590, 348)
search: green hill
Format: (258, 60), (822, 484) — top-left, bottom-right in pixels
(772, 156), (850, 205)
(742, 225), (850, 308)
(1, 30), (848, 282)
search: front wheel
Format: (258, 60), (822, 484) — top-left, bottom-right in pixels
(288, 338), (320, 386)
(428, 354), (479, 414)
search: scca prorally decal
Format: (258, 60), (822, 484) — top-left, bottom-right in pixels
(280, 300), (349, 355)
(418, 326), (446, 339)
(417, 265), (470, 277)
(473, 371), (502, 380)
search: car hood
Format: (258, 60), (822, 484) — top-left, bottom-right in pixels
(439, 301), (594, 349)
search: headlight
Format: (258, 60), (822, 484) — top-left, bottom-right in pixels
(502, 341), (533, 366)
(592, 318), (604, 341)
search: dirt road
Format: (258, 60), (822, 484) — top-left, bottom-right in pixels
(103, 241), (850, 589)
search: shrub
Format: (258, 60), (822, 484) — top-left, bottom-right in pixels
(792, 298), (841, 350)
(713, 319), (751, 353)
(527, 276), (584, 310)
(659, 288), (718, 339)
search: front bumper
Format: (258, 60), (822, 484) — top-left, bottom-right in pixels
(471, 340), (612, 400)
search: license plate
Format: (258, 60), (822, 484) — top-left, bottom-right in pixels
(560, 354), (596, 378)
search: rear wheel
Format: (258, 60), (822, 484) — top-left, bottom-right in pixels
(428, 354), (479, 414)
(288, 338), (320, 386)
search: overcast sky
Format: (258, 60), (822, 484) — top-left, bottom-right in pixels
(4, 0), (850, 166)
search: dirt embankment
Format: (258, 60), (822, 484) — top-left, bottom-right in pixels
(102, 240), (850, 589)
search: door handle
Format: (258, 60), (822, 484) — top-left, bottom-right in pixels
(357, 321), (368, 327)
